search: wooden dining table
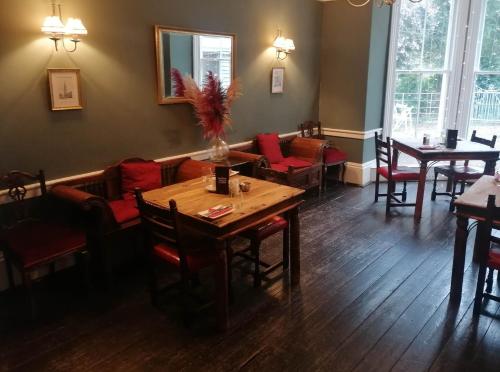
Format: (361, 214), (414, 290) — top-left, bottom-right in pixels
(391, 139), (499, 220)
(450, 175), (500, 303)
(142, 175), (305, 331)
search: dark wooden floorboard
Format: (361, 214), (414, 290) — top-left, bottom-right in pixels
(1, 182), (499, 372)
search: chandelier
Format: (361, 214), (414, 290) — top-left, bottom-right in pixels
(317, 0), (422, 7)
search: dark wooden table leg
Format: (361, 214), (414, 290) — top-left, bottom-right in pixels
(290, 207), (300, 286)
(414, 160), (428, 221)
(450, 215), (468, 303)
(214, 239), (229, 332)
(446, 160), (456, 192)
(483, 159), (497, 176)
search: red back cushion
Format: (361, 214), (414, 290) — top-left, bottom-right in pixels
(120, 161), (162, 199)
(256, 133), (284, 164)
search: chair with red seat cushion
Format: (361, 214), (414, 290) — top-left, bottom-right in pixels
(254, 133), (325, 192)
(374, 134), (420, 215)
(473, 195), (500, 316)
(299, 121), (348, 189)
(0, 170), (91, 319)
(431, 130), (497, 212)
(134, 189), (218, 324)
(233, 215), (289, 288)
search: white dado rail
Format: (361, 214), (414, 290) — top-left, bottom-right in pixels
(322, 127), (380, 140)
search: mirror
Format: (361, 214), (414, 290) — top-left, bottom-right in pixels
(155, 25), (236, 104)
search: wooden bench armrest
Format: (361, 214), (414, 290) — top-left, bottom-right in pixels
(290, 137), (327, 163)
(228, 151), (269, 167)
(50, 185), (117, 231)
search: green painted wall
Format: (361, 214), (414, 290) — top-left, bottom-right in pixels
(319, 2), (390, 165)
(0, 0), (322, 180)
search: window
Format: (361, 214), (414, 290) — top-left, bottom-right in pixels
(193, 35), (232, 88)
(385, 0), (500, 146)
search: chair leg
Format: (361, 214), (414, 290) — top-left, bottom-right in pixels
(250, 239), (262, 288)
(149, 258), (159, 307)
(180, 270), (191, 327)
(449, 180), (458, 212)
(473, 264), (488, 316)
(79, 250), (91, 293)
(459, 180), (466, 195)
(341, 163), (346, 185)
(4, 254), (15, 291)
(385, 181), (392, 215)
(402, 181), (407, 202)
(374, 173), (380, 203)
(322, 164), (327, 191)
(431, 171), (438, 201)
(486, 268), (494, 294)
(23, 271), (37, 320)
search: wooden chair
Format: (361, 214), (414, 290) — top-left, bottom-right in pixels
(0, 170), (92, 319)
(299, 121), (348, 189)
(134, 189), (218, 324)
(374, 134), (420, 215)
(473, 194), (500, 316)
(431, 131), (497, 212)
(233, 215), (289, 288)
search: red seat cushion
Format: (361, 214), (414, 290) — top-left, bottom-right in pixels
(435, 165), (484, 181)
(241, 216), (288, 241)
(120, 161), (162, 200)
(108, 199), (139, 224)
(488, 248), (500, 270)
(377, 166), (420, 182)
(256, 133), (284, 164)
(270, 157), (313, 173)
(324, 148), (348, 164)
(153, 242), (214, 272)
(1, 220), (86, 269)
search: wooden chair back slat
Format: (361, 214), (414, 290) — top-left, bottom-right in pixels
(299, 121), (323, 139)
(375, 133), (393, 171)
(0, 170), (47, 225)
(135, 189), (188, 269)
(471, 130), (497, 148)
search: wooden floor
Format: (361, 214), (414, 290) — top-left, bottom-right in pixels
(1, 182), (500, 371)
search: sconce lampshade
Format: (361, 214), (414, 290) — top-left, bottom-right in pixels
(65, 18), (88, 35)
(285, 38), (295, 51)
(41, 15), (65, 34)
(273, 36), (288, 51)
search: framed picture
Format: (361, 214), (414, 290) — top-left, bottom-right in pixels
(271, 67), (285, 94)
(48, 69), (83, 111)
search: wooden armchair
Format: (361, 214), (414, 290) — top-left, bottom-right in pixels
(229, 133), (326, 191)
(299, 121), (348, 189)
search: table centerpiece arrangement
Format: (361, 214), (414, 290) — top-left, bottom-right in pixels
(171, 68), (242, 161)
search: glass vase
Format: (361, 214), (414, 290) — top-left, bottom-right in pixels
(209, 136), (230, 162)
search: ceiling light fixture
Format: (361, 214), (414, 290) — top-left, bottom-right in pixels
(316, 0), (422, 8)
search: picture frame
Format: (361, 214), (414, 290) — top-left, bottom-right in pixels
(47, 68), (83, 111)
(271, 67), (285, 94)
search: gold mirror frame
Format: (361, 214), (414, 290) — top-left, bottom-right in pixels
(154, 25), (237, 105)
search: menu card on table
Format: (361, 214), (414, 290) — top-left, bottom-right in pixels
(215, 166), (230, 195)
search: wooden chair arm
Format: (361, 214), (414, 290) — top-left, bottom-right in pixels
(289, 137), (327, 163)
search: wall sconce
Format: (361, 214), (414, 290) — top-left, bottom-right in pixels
(41, 3), (87, 52)
(272, 30), (295, 60)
